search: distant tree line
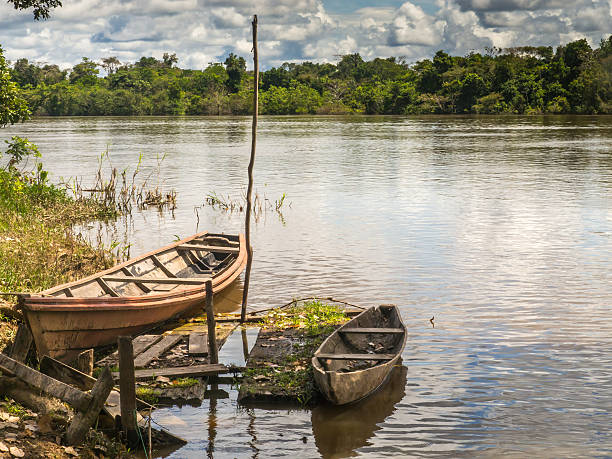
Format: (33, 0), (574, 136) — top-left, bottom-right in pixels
(8, 36), (612, 116)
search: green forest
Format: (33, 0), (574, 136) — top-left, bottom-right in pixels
(7, 35), (612, 116)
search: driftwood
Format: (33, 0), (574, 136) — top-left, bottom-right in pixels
(0, 353), (92, 412)
(0, 353), (115, 446)
(0, 375), (70, 415)
(39, 355), (153, 411)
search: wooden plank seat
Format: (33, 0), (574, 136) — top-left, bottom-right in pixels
(339, 328), (404, 334)
(102, 276), (211, 285)
(178, 244), (240, 254)
(316, 353), (395, 361)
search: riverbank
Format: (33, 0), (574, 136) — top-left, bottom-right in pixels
(0, 166), (127, 457)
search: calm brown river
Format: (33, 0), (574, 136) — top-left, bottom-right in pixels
(3, 115), (612, 457)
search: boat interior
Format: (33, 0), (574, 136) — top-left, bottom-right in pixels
(45, 233), (240, 298)
(316, 305), (404, 372)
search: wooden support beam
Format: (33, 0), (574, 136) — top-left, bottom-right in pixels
(76, 349), (94, 376)
(39, 356), (153, 411)
(178, 244), (240, 254)
(65, 366), (114, 446)
(113, 364), (229, 381)
(9, 324), (33, 363)
(339, 328), (404, 334)
(316, 353), (395, 361)
(188, 333), (208, 356)
(97, 278), (119, 297)
(102, 276), (211, 285)
(205, 280), (218, 364)
(118, 337), (138, 448)
(121, 267), (151, 293)
(150, 254), (176, 278)
(133, 335), (183, 368)
(0, 353), (91, 412)
(40, 355), (94, 391)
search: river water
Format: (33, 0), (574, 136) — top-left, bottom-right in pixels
(3, 115), (612, 457)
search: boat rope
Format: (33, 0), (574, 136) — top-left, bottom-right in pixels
(135, 409), (149, 459)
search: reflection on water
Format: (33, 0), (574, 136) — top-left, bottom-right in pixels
(312, 365), (407, 458)
(4, 115), (612, 457)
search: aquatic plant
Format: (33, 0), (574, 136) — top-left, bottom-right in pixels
(64, 150), (177, 214)
(261, 300), (348, 334)
(205, 189), (289, 222)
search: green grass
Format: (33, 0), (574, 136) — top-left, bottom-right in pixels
(0, 169), (116, 296)
(2, 397), (27, 419)
(261, 300), (348, 334)
(135, 386), (159, 405)
(169, 377), (199, 388)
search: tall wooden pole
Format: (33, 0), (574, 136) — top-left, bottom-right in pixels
(241, 15), (258, 322)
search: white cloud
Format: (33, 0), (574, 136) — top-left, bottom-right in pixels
(0, 0), (610, 70)
(388, 2), (444, 47)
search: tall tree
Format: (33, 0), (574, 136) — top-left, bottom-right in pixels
(100, 56), (121, 75)
(224, 53), (246, 93)
(7, 0), (61, 20)
(0, 45), (30, 127)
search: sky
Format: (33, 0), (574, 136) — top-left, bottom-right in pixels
(1, 0), (611, 70)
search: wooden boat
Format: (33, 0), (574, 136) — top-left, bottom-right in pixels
(20, 231), (247, 362)
(312, 304), (407, 405)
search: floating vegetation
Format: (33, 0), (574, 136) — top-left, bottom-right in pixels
(239, 301), (349, 406)
(262, 300), (348, 334)
(205, 190), (289, 222)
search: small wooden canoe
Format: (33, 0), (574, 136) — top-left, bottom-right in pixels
(20, 231), (247, 362)
(312, 304), (407, 405)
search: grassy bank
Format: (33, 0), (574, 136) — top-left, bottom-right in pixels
(0, 153), (132, 456)
(0, 146), (118, 349)
(0, 166), (116, 298)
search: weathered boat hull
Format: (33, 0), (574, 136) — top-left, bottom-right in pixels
(312, 305), (406, 405)
(21, 231), (246, 362)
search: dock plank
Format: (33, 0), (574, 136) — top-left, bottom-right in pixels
(133, 335), (184, 368)
(98, 335), (163, 365)
(188, 333), (209, 356)
(112, 364), (229, 381)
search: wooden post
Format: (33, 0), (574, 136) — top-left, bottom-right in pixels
(9, 324), (33, 363)
(241, 327), (249, 363)
(241, 14), (258, 323)
(76, 349), (94, 376)
(65, 366), (113, 446)
(205, 280), (218, 364)
(118, 336), (138, 448)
